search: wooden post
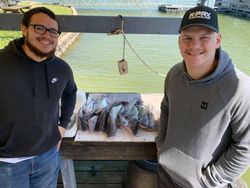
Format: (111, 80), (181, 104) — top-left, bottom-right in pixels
(60, 159), (77, 188)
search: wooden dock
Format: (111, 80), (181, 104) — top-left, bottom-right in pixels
(158, 4), (193, 13)
(1, 5), (31, 13)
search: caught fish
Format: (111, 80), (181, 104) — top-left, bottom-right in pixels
(121, 100), (140, 135)
(121, 100), (139, 121)
(117, 114), (129, 129)
(94, 96), (109, 114)
(121, 100), (136, 116)
(147, 112), (155, 130)
(137, 105), (149, 129)
(128, 119), (139, 135)
(82, 98), (96, 120)
(95, 107), (108, 132)
(67, 113), (77, 130)
(106, 102), (124, 137)
(88, 115), (99, 132)
(77, 107), (88, 131)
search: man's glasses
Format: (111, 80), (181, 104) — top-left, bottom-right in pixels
(29, 24), (61, 38)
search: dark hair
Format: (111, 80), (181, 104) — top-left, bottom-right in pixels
(22, 7), (60, 30)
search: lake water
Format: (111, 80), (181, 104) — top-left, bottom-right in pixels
(61, 8), (250, 93)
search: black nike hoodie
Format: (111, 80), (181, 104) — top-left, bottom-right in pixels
(0, 37), (77, 157)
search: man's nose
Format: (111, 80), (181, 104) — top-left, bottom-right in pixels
(190, 39), (201, 48)
(42, 29), (51, 38)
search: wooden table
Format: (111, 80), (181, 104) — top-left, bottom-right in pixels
(59, 92), (161, 187)
(61, 137), (157, 160)
(60, 138), (157, 188)
(1, 5), (31, 13)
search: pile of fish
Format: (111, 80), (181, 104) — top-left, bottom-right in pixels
(77, 95), (157, 137)
(67, 113), (77, 130)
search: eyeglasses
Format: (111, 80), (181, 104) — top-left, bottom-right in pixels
(29, 24), (61, 38)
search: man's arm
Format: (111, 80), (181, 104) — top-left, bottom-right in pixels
(59, 68), (77, 129)
(57, 126), (66, 150)
(57, 67), (77, 149)
(203, 103), (250, 187)
(155, 77), (169, 150)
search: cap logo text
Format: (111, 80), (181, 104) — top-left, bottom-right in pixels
(189, 11), (211, 20)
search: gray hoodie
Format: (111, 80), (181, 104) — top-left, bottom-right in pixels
(156, 49), (250, 187)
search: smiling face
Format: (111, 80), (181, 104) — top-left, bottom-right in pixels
(179, 26), (222, 79)
(21, 12), (59, 62)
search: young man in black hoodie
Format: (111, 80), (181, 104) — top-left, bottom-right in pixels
(0, 7), (77, 188)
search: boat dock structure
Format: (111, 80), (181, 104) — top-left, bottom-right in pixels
(158, 4), (193, 13)
(157, 0), (250, 17)
(215, 0), (250, 17)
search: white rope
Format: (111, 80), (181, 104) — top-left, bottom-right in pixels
(119, 15), (166, 77)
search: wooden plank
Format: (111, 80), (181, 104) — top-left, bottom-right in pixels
(58, 160), (127, 188)
(58, 184), (123, 188)
(1, 5), (31, 13)
(75, 172), (125, 184)
(75, 129), (157, 142)
(73, 160), (127, 171)
(60, 138), (157, 160)
(0, 14), (181, 34)
(59, 172), (124, 184)
(60, 160), (127, 187)
(60, 159), (77, 188)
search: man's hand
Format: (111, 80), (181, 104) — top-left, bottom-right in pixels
(57, 125), (66, 151)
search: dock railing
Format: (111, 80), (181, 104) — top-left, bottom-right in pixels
(1, 4), (31, 13)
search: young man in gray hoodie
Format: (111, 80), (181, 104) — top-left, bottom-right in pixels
(156, 5), (250, 188)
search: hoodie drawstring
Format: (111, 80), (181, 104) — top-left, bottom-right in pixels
(30, 63), (36, 97)
(44, 64), (50, 98)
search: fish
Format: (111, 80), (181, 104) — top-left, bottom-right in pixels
(137, 105), (149, 129)
(82, 98), (96, 120)
(67, 113), (77, 130)
(95, 107), (108, 132)
(94, 95), (109, 114)
(121, 100), (140, 135)
(88, 115), (99, 132)
(106, 103), (123, 137)
(147, 112), (155, 130)
(77, 107), (88, 131)
(121, 100), (139, 121)
(145, 104), (159, 130)
(117, 114), (129, 129)
(128, 119), (139, 135)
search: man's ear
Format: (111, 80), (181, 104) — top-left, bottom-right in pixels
(178, 35), (181, 48)
(21, 24), (28, 37)
(216, 33), (222, 49)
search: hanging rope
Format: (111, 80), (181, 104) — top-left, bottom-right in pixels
(120, 15), (126, 60)
(118, 15), (165, 77)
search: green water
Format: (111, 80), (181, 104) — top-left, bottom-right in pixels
(62, 8), (250, 184)
(62, 8), (181, 92)
(62, 9), (250, 93)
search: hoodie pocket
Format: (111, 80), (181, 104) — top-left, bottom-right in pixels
(0, 121), (60, 157)
(159, 147), (206, 188)
(0, 103), (8, 121)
